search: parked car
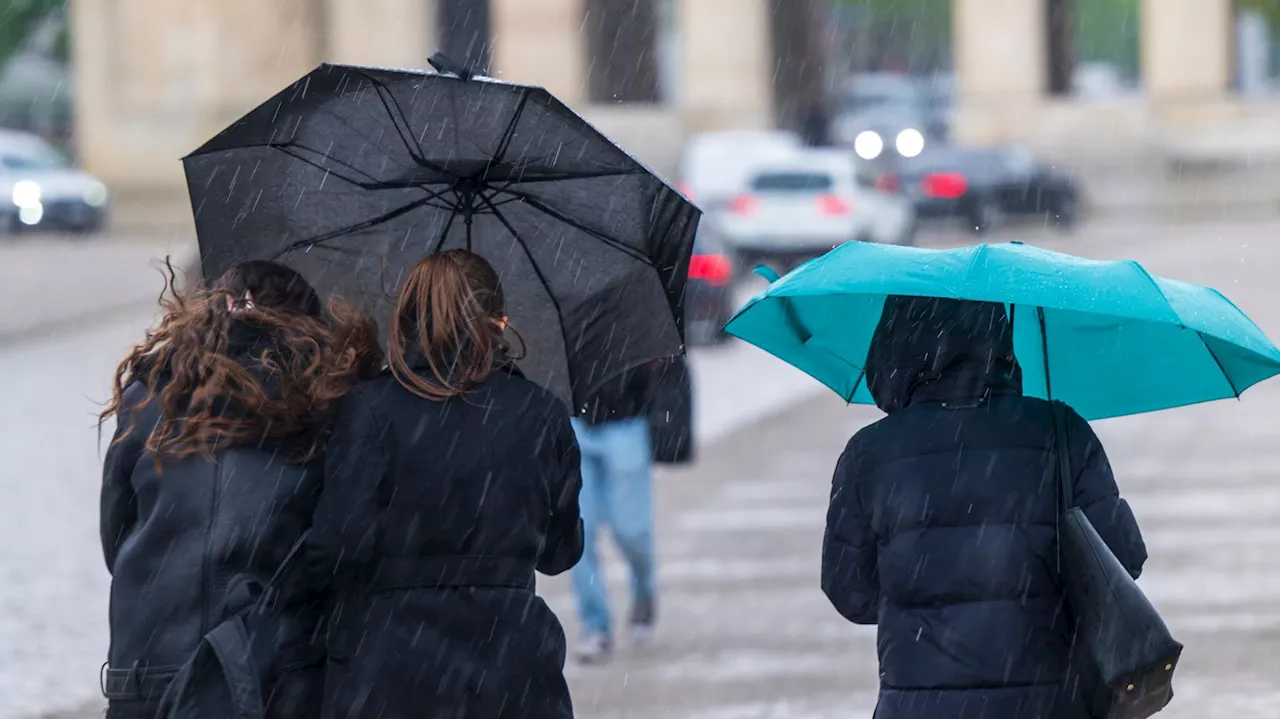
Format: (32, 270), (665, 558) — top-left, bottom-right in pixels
(716, 149), (916, 275)
(677, 130), (802, 212)
(0, 128), (108, 234)
(684, 221), (736, 346)
(878, 145), (1081, 234)
(831, 73), (932, 161)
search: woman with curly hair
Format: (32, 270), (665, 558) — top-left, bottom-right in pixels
(98, 259), (382, 719)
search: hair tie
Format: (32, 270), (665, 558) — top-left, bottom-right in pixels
(228, 291), (256, 314)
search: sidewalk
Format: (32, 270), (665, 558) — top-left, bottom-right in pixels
(0, 234), (196, 342)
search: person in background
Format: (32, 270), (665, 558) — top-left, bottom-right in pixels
(98, 260), (380, 719)
(820, 296), (1147, 719)
(310, 249), (583, 719)
(571, 361), (662, 664)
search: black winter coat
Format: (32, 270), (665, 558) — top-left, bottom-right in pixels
(821, 297), (1148, 719)
(310, 359), (584, 719)
(100, 326), (327, 718)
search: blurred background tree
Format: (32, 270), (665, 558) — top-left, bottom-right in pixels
(832, 0), (953, 74)
(832, 0), (1142, 93)
(1238, 0), (1280, 26)
(1076, 0), (1139, 86)
(0, 0), (73, 146)
(0, 0), (68, 68)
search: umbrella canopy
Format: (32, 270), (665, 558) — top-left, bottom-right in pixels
(725, 241), (1280, 419)
(183, 61), (699, 409)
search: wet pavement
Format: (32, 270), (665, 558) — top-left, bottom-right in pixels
(7, 217), (1280, 718)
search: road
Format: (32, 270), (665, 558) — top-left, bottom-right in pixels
(4, 217), (1280, 718)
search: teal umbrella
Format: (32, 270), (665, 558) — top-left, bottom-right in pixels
(724, 241), (1280, 419)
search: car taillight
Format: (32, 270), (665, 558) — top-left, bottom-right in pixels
(875, 173), (902, 194)
(921, 172), (968, 199)
(816, 194), (852, 215)
(688, 254), (732, 286)
(726, 194), (758, 215)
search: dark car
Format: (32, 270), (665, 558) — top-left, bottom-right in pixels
(684, 223), (735, 346)
(878, 145), (1081, 234)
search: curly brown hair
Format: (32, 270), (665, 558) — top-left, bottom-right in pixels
(100, 258), (383, 467)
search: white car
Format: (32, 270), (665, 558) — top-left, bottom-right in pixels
(677, 130), (802, 212)
(715, 149), (915, 272)
(0, 129), (109, 234)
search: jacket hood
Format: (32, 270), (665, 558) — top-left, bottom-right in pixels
(864, 296), (1022, 414)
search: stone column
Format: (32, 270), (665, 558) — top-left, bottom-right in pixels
(1141, 0), (1232, 98)
(678, 0), (773, 132)
(490, 0), (587, 106)
(324, 0), (435, 70)
(951, 0), (1046, 144)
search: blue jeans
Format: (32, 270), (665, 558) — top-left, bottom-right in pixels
(570, 416), (656, 635)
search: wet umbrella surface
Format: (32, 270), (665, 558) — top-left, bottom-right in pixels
(727, 241), (1280, 419)
(184, 61), (699, 407)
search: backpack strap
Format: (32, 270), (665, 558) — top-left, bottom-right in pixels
(156, 529), (312, 719)
(157, 616), (265, 719)
(205, 618), (266, 719)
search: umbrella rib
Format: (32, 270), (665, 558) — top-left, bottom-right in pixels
(489, 187), (652, 265)
(431, 209), (460, 255)
(497, 169), (647, 186)
(847, 370), (866, 404)
(355, 70), (468, 180)
(357, 71), (435, 171)
(478, 194), (575, 396)
(493, 90), (531, 165)
(222, 141), (440, 192)
(274, 144), (430, 191)
(1195, 331), (1242, 399)
(269, 191), (443, 259)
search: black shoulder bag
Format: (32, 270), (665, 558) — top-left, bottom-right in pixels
(1051, 401), (1182, 719)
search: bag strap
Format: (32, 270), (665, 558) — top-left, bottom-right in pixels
(254, 528), (311, 613)
(1050, 400), (1073, 575)
(156, 529), (312, 719)
(205, 618), (267, 719)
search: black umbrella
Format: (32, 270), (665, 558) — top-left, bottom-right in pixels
(183, 58), (700, 409)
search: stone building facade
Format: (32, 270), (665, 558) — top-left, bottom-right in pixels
(70, 0), (1280, 195)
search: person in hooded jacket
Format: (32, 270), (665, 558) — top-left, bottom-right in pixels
(98, 260), (381, 719)
(310, 249), (583, 719)
(821, 296), (1148, 719)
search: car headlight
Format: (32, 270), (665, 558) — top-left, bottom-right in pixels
(896, 129), (925, 158)
(83, 180), (109, 208)
(12, 180), (41, 208)
(854, 131), (884, 160)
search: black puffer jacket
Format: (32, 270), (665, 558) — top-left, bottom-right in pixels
(821, 297), (1148, 719)
(100, 324), (327, 718)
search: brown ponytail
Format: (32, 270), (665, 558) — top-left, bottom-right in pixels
(387, 249), (510, 400)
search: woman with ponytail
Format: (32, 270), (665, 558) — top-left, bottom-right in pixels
(311, 249), (583, 719)
(98, 259), (382, 719)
